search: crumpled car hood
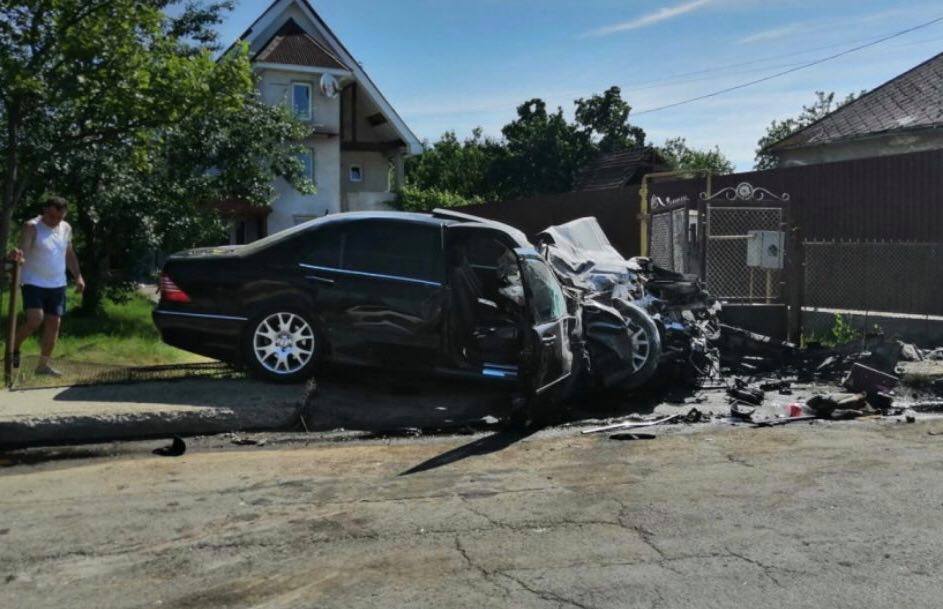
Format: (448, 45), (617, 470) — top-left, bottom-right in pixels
(537, 217), (719, 389)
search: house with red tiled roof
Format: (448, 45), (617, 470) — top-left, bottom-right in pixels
(766, 51), (943, 167)
(227, 0), (421, 242)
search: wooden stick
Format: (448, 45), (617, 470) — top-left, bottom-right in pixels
(4, 261), (20, 389)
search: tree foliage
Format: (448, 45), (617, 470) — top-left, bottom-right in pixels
(660, 137), (735, 176)
(0, 1), (313, 311)
(754, 91), (863, 170)
(398, 86), (733, 211)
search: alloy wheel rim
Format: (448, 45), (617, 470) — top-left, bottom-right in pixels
(253, 313), (315, 374)
(627, 320), (652, 372)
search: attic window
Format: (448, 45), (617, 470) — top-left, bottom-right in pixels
(292, 82), (312, 120)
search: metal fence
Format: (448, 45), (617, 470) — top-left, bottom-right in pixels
(804, 240), (943, 316)
(649, 212), (674, 269)
(705, 206), (784, 301)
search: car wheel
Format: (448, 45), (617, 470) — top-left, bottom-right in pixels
(617, 303), (662, 390)
(244, 309), (322, 383)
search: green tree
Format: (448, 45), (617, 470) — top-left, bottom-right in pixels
(491, 98), (593, 199)
(400, 86), (733, 209)
(404, 129), (501, 200)
(1, 1), (312, 311)
(660, 137), (735, 175)
(754, 91), (862, 170)
(574, 86), (646, 153)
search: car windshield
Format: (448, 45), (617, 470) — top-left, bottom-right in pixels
(521, 257), (567, 323)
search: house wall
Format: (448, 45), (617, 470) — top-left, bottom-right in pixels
(341, 151), (394, 211)
(775, 129), (943, 166)
(256, 67), (342, 234)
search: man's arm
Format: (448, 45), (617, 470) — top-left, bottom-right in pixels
(66, 243), (85, 293)
(8, 222), (35, 262)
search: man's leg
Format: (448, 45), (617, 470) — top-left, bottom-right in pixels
(13, 309), (44, 353)
(37, 315), (61, 369)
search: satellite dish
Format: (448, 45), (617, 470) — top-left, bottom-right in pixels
(320, 73), (339, 99)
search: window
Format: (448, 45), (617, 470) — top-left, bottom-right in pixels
(297, 149), (315, 181)
(292, 82), (312, 120)
(521, 258), (567, 323)
(349, 165), (363, 182)
(300, 225), (344, 268)
(343, 221), (443, 282)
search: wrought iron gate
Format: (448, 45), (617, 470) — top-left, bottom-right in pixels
(701, 183), (790, 302)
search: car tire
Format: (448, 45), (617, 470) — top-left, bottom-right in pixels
(616, 302), (662, 391)
(244, 308), (323, 383)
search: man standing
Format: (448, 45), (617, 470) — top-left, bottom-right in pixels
(7, 196), (84, 376)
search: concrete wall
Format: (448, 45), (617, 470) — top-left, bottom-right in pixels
(776, 130), (943, 167)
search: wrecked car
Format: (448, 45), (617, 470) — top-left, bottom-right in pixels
(153, 210), (718, 401)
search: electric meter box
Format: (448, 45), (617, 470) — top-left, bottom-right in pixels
(746, 230), (784, 269)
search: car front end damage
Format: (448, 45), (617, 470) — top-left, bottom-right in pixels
(536, 218), (720, 393)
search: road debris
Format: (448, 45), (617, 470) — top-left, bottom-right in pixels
(727, 378), (765, 405)
(582, 413), (684, 435)
(843, 363), (899, 394)
(152, 436), (186, 457)
(730, 403), (756, 422)
(753, 416), (817, 428)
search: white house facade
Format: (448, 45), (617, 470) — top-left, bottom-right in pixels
(227, 0), (421, 243)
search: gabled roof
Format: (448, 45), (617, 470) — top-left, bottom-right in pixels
(575, 148), (671, 191)
(253, 18), (349, 71)
(769, 51), (943, 152)
(233, 0), (422, 155)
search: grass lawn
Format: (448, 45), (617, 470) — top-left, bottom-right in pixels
(1, 287), (207, 367)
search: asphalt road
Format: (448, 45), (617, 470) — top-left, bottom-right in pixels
(2, 418), (943, 609)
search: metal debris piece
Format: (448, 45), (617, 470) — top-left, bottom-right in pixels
(753, 416), (817, 428)
(843, 363), (899, 394)
(730, 403), (756, 422)
(582, 413), (683, 435)
(727, 378), (764, 405)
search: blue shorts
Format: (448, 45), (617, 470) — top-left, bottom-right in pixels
(21, 284), (67, 317)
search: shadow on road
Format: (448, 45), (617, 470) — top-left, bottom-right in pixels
(399, 427), (539, 476)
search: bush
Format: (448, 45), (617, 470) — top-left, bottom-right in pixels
(393, 186), (483, 212)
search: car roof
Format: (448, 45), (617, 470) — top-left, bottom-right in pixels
(240, 209), (531, 253)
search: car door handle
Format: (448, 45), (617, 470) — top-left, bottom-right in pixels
(305, 275), (335, 285)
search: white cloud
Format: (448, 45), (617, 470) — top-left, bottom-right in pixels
(584, 0), (712, 38)
(738, 5), (943, 44)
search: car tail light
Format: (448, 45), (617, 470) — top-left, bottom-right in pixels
(159, 273), (191, 303)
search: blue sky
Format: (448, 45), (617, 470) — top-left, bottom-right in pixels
(217, 1), (943, 170)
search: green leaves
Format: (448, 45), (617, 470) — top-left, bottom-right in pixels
(660, 137), (734, 176)
(1, 1), (318, 311)
(755, 91), (863, 170)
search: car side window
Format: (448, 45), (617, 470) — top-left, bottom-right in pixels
(343, 221), (443, 283)
(299, 225), (344, 268)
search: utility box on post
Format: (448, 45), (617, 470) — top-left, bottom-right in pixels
(746, 230), (785, 270)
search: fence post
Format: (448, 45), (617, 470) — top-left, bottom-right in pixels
(4, 260), (21, 389)
(787, 222), (804, 344)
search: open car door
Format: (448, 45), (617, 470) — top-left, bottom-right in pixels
(515, 249), (574, 395)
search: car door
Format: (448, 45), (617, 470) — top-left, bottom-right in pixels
(327, 219), (447, 368)
(515, 250), (574, 395)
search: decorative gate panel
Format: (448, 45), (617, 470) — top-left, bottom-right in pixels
(701, 182), (790, 302)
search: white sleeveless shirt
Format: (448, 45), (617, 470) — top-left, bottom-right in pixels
(21, 217), (72, 288)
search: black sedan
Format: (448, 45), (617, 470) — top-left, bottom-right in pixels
(153, 210), (577, 398)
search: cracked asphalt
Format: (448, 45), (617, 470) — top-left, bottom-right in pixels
(2, 418), (943, 609)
